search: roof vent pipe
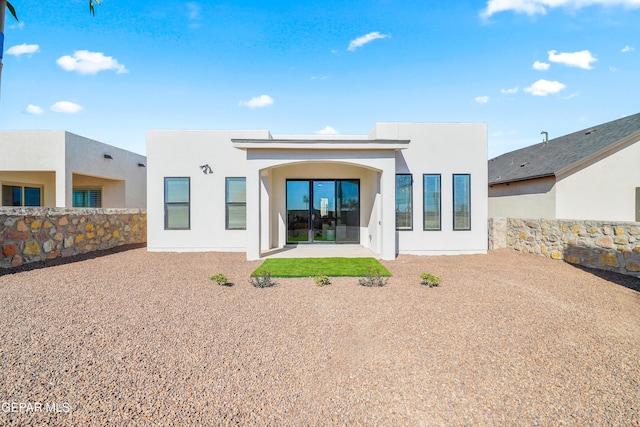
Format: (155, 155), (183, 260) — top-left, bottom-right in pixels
(541, 131), (549, 146)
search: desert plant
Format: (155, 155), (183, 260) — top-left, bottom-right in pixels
(210, 273), (229, 286)
(249, 270), (275, 288)
(358, 267), (388, 287)
(420, 273), (441, 287)
(314, 273), (330, 287)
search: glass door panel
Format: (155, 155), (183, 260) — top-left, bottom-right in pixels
(336, 180), (360, 243)
(287, 180), (310, 243)
(312, 181), (335, 242)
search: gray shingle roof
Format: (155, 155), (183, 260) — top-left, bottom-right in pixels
(488, 113), (640, 184)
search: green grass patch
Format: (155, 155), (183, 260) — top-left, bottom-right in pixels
(251, 257), (391, 278)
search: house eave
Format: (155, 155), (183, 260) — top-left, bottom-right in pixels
(489, 173), (555, 186)
(231, 139), (411, 151)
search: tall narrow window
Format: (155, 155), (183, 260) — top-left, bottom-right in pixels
(453, 174), (471, 230)
(423, 174), (441, 231)
(164, 177), (190, 230)
(396, 174), (413, 230)
(2, 185), (42, 207)
(226, 177), (246, 230)
(73, 188), (102, 208)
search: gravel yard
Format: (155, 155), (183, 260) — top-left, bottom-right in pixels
(1, 248), (639, 426)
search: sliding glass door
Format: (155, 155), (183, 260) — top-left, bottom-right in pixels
(336, 179), (360, 243)
(286, 179), (359, 244)
(312, 181), (336, 242)
(286, 181), (310, 242)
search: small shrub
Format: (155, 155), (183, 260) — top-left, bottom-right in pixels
(249, 270), (276, 288)
(210, 273), (229, 286)
(420, 273), (440, 287)
(314, 273), (330, 287)
(358, 267), (388, 287)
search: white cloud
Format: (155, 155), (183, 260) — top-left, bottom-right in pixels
(480, 0), (640, 19)
(57, 50), (128, 75)
(50, 101), (83, 113)
(348, 32), (390, 51)
(311, 76), (328, 80)
(24, 104), (44, 115)
(475, 96), (490, 104)
(533, 60), (550, 70)
(186, 2), (201, 28)
(187, 2), (201, 19)
(609, 66), (618, 72)
(500, 87), (519, 94)
(240, 94), (274, 108)
(524, 79), (566, 96)
(9, 22), (25, 30)
(621, 45), (635, 53)
(5, 43), (40, 56)
(548, 50), (597, 69)
(317, 126), (339, 135)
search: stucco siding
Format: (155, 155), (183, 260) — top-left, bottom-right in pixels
(0, 131), (146, 209)
(378, 123), (488, 255)
(147, 123), (487, 258)
(555, 138), (640, 221)
(488, 177), (557, 219)
(65, 133), (147, 208)
(146, 130), (267, 252)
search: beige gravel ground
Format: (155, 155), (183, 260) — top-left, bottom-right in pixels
(0, 248), (639, 426)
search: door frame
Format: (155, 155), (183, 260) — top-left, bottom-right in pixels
(286, 179), (360, 244)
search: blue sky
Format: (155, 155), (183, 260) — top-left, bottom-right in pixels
(1, 0), (638, 158)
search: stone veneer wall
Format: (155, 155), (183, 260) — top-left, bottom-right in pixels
(489, 217), (640, 278)
(0, 208), (146, 269)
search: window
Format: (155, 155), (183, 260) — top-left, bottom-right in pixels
(226, 177), (246, 230)
(423, 174), (441, 230)
(1, 185), (42, 207)
(396, 174), (412, 230)
(453, 174), (471, 230)
(72, 188), (102, 208)
(164, 177), (190, 230)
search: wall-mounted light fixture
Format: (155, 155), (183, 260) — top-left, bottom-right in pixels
(138, 163), (146, 167)
(200, 164), (213, 175)
(104, 154), (113, 160)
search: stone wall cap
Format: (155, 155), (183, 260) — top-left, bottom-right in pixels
(0, 207), (146, 216)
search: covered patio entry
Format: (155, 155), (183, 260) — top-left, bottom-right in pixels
(232, 136), (409, 260)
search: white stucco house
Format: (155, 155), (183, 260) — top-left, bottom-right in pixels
(489, 113), (640, 222)
(147, 122), (487, 260)
(0, 131), (147, 208)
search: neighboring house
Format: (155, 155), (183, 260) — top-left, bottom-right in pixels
(147, 122), (488, 260)
(488, 113), (640, 222)
(0, 131), (147, 208)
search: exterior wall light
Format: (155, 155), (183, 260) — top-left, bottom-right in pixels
(104, 154), (113, 159)
(138, 163), (146, 167)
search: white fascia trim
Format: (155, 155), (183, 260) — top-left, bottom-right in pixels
(231, 139), (410, 151)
